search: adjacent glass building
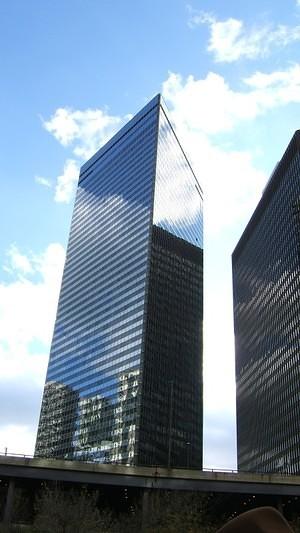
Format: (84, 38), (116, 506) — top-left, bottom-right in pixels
(35, 94), (203, 468)
(232, 131), (300, 473)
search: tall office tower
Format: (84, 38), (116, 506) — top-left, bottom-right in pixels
(232, 131), (300, 474)
(35, 94), (203, 468)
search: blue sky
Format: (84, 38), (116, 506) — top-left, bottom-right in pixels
(1, 0), (300, 468)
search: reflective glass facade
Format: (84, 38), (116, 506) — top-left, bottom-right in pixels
(232, 131), (300, 473)
(36, 95), (203, 467)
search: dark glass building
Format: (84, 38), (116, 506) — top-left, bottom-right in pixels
(232, 131), (300, 473)
(35, 94), (203, 468)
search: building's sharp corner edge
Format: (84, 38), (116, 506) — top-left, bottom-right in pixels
(79, 94), (162, 181)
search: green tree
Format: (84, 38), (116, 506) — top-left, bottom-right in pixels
(141, 491), (220, 532)
(33, 487), (114, 533)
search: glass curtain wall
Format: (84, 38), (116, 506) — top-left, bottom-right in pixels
(233, 132), (300, 473)
(35, 98), (160, 463)
(36, 95), (204, 468)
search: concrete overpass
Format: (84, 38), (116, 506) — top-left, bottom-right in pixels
(1, 454), (300, 496)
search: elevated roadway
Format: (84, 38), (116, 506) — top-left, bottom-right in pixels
(1, 455), (300, 496)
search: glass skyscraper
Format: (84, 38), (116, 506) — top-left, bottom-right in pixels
(35, 94), (203, 468)
(232, 131), (300, 473)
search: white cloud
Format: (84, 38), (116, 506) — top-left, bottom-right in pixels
(1, 243), (65, 365)
(189, 10), (300, 62)
(0, 243), (65, 455)
(43, 107), (125, 160)
(43, 107), (80, 146)
(162, 71), (271, 236)
(6, 244), (34, 275)
(244, 63), (300, 89)
(54, 159), (80, 204)
(204, 409), (237, 470)
(163, 67), (300, 138)
(35, 176), (52, 188)
(42, 106), (129, 204)
(0, 425), (36, 456)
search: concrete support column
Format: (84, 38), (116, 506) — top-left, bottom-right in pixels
(141, 488), (151, 531)
(141, 488), (159, 531)
(3, 477), (15, 526)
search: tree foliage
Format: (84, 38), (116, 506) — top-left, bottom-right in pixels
(33, 488), (114, 533)
(141, 491), (220, 532)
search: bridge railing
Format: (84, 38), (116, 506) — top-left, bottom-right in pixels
(0, 451), (34, 459)
(1, 452), (297, 477)
(0, 450), (237, 472)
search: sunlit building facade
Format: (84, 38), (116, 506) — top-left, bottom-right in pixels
(232, 131), (300, 473)
(35, 94), (203, 467)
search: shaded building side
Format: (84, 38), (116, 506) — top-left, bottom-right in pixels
(232, 131), (300, 473)
(138, 225), (203, 468)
